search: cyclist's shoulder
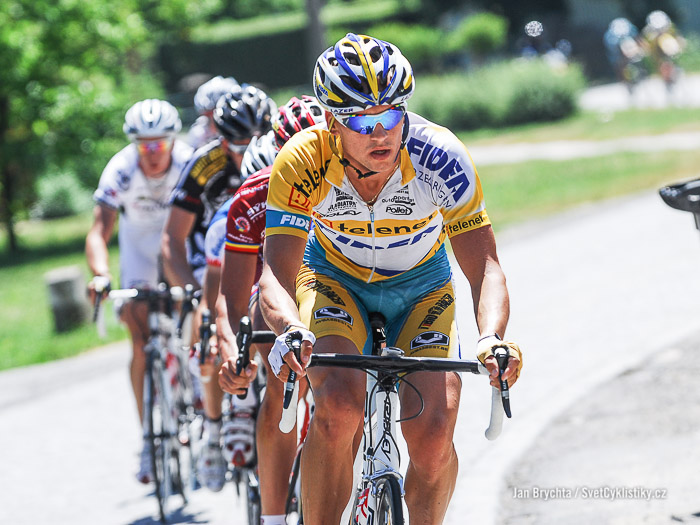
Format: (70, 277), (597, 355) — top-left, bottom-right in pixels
(99, 144), (139, 184)
(274, 127), (332, 171)
(182, 139), (229, 181)
(171, 139), (195, 165)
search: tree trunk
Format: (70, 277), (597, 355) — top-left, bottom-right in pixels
(305, 0), (327, 76)
(0, 95), (18, 253)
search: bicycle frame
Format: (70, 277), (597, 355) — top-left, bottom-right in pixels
(353, 347), (405, 525)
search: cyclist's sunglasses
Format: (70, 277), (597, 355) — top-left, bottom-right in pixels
(135, 137), (173, 155)
(336, 105), (405, 135)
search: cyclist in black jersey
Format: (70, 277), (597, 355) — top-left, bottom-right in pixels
(161, 84), (276, 492)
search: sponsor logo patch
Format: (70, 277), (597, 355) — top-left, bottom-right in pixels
(386, 204), (412, 215)
(235, 217), (250, 232)
(313, 306), (353, 325)
(410, 331), (449, 350)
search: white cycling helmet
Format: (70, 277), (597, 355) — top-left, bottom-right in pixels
(313, 33), (414, 115)
(240, 131), (278, 179)
(194, 75), (240, 114)
(123, 99), (181, 139)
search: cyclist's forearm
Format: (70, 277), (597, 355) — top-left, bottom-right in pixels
(85, 205), (115, 277)
(473, 266), (510, 338)
(259, 234), (307, 334)
(161, 234), (198, 287)
(86, 233), (110, 277)
(215, 292), (238, 362)
(259, 268), (302, 335)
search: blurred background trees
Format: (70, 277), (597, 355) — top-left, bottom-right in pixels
(2, 0), (699, 254)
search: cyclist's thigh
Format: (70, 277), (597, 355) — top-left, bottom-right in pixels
(120, 301), (150, 348)
(393, 279), (459, 359)
(295, 265), (367, 355)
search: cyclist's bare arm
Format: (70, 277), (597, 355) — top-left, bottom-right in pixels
(217, 250), (258, 363)
(86, 203), (116, 278)
(450, 225), (519, 385)
(161, 206), (199, 288)
(86, 204), (117, 302)
(259, 233), (311, 376)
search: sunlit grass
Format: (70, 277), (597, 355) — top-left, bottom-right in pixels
(458, 107), (700, 146)
(482, 149), (700, 228)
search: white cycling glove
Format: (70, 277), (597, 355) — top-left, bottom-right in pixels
(268, 327), (316, 377)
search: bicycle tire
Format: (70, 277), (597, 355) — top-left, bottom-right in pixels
(245, 473), (262, 525)
(374, 476), (404, 525)
(148, 351), (179, 522)
(285, 447), (302, 518)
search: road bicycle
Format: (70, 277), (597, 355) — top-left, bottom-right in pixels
(280, 312), (510, 525)
(659, 178), (700, 231)
(95, 282), (201, 523)
(198, 312), (275, 525)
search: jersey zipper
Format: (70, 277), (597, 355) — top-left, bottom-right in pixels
(366, 205), (377, 283)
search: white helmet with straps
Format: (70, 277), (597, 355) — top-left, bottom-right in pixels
(313, 33), (414, 115)
(123, 99), (181, 139)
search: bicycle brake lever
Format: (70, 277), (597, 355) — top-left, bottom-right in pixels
(283, 333), (302, 409)
(494, 347), (512, 418)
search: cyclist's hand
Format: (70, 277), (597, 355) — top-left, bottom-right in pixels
(269, 328), (315, 381)
(477, 337), (523, 388)
(219, 357), (258, 395)
(199, 335), (222, 382)
(87, 275), (111, 304)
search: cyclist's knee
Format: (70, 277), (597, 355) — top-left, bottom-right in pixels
(312, 378), (364, 440)
(403, 411), (456, 463)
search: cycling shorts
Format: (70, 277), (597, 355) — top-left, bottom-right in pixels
(295, 259), (460, 358)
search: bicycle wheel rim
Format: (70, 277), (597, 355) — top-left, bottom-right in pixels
(152, 355), (176, 521)
(146, 352), (167, 522)
(375, 477), (404, 525)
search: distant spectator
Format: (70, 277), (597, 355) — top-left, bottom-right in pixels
(642, 10), (686, 90)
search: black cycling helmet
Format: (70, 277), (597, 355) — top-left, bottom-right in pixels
(213, 85), (277, 142)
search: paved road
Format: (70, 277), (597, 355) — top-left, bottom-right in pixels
(3, 187), (699, 525)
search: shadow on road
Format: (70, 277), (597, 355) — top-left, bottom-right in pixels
(128, 501), (208, 525)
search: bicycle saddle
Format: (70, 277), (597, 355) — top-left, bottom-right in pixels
(659, 178), (700, 212)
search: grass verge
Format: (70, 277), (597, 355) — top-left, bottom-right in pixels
(458, 106), (700, 146)
(0, 213), (126, 371)
(482, 149), (700, 228)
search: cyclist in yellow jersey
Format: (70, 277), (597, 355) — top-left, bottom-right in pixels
(258, 34), (523, 524)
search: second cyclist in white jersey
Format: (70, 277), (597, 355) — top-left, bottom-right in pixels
(85, 99), (193, 483)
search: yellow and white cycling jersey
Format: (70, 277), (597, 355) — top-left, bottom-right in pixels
(266, 112), (490, 283)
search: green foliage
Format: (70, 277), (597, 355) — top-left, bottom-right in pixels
(362, 23), (445, 71)
(410, 59), (585, 130)
(678, 32), (700, 73)
(30, 171), (93, 220)
(447, 12), (508, 59)
(0, 0), (217, 252)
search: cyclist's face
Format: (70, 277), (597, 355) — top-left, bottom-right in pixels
(223, 137), (253, 171)
(136, 136), (173, 176)
(331, 105), (404, 177)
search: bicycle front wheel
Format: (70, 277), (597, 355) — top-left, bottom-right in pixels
(146, 351), (179, 522)
(374, 477), (404, 525)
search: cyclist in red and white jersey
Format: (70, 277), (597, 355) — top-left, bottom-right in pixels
(85, 99), (193, 483)
(161, 85), (276, 491)
(197, 98), (326, 516)
(186, 75), (240, 150)
(259, 34), (523, 523)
